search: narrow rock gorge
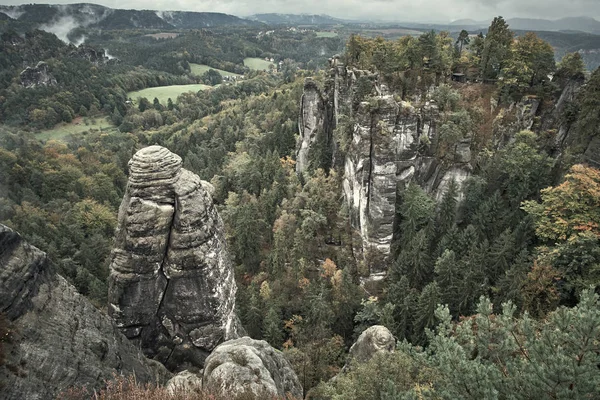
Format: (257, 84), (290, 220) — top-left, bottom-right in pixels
(0, 224), (169, 399)
(108, 145), (243, 371)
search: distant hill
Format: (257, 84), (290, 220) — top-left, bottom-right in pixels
(158, 11), (257, 28)
(0, 12), (13, 21)
(248, 13), (345, 25)
(0, 3), (260, 34)
(507, 17), (600, 34)
(448, 16), (600, 34)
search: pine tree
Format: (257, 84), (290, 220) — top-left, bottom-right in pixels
(480, 16), (513, 80)
(395, 229), (433, 289)
(243, 284), (263, 339)
(414, 281), (442, 344)
(487, 229), (516, 282)
(434, 249), (462, 314)
(436, 178), (458, 242)
(262, 305), (283, 348)
(387, 275), (417, 340)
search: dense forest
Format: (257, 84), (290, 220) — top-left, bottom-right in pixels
(0, 11), (599, 399)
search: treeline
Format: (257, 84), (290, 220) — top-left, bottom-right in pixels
(84, 27), (344, 76)
(344, 17), (586, 103)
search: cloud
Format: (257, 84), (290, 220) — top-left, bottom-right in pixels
(1, 0), (599, 22)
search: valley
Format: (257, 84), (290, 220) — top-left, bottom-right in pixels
(0, 3), (599, 400)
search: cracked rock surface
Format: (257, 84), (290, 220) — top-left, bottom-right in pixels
(0, 224), (169, 400)
(108, 145), (242, 371)
(203, 337), (303, 399)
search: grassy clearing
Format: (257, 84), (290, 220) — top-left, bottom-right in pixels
(37, 117), (115, 141)
(316, 31), (338, 38)
(243, 57), (276, 71)
(127, 84), (211, 105)
(190, 63), (242, 77)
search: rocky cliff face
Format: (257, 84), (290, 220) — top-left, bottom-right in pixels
(68, 45), (108, 65)
(297, 78), (332, 173)
(108, 145), (242, 372)
(19, 61), (57, 88)
(298, 59), (472, 275)
(0, 224), (169, 400)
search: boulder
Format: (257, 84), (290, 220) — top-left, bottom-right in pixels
(166, 370), (203, 395)
(203, 337), (303, 399)
(344, 325), (395, 369)
(0, 224), (169, 400)
(108, 145), (243, 371)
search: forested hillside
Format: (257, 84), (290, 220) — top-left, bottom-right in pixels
(0, 11), (599, 399)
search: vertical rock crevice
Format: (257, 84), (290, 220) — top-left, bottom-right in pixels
(108, 145), (242, 371)
(298, 58), (474, 278)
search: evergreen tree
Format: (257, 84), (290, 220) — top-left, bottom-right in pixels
(480, 16), (513, 80)
(434, 249), (462, 314)
(262, 305), (283, 348)
(387, 275), (417, 340)
(436, 178), (458, 242)
(413, 281), (442, 344)
(153, 97), (162, 110)
(456, 29), (470, 53)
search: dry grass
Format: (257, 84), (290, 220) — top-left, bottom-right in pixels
(57, 375), (300, 400)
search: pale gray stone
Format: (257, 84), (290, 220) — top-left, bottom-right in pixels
(166, 370), (203, 395)
(108, 145), (243, 371)
(203, 337), (303, 399)
(0, 224), (169, 400)
(345, 325), (395, 369)
(19, 61), (57, 88)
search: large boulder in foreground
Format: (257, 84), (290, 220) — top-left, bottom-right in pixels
(344, 325), (395, 369)
(203, 337), (303, 399)
(108, 145), (242, 371)
(0, 224), (169, 400)
(166, 370), (203, 395)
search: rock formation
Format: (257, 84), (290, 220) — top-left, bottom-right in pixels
(0, 224), (169, 400)
(166, 370), (203, 395)
(297, 78), (334, 173)
(69, 45), (108, 65)
(203, 337), (303, 399)
(19, 61), (57, 88)
(343, 325), (395, 369)
(297, 59), (472, 278)
(108, 145), (242, 371)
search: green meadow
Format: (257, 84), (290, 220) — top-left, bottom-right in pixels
(128, 84), (211, 105)
(190, 63), (242, 77)
(37, 117), (115, 141)
(243, 57), (276, 71)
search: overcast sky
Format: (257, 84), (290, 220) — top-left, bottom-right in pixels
(1, 0), (599, 22)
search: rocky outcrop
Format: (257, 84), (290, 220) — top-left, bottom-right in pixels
(19, 61), (57, 88)
(108, 145), (242, 371)
(203, 337), (303, 399)
(0, 224), (169, 400)
(298, 59), (472, 275)
(343, 325), (395, 369)
(297, 78), (332, 173)
(69, 45), (108, 65)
